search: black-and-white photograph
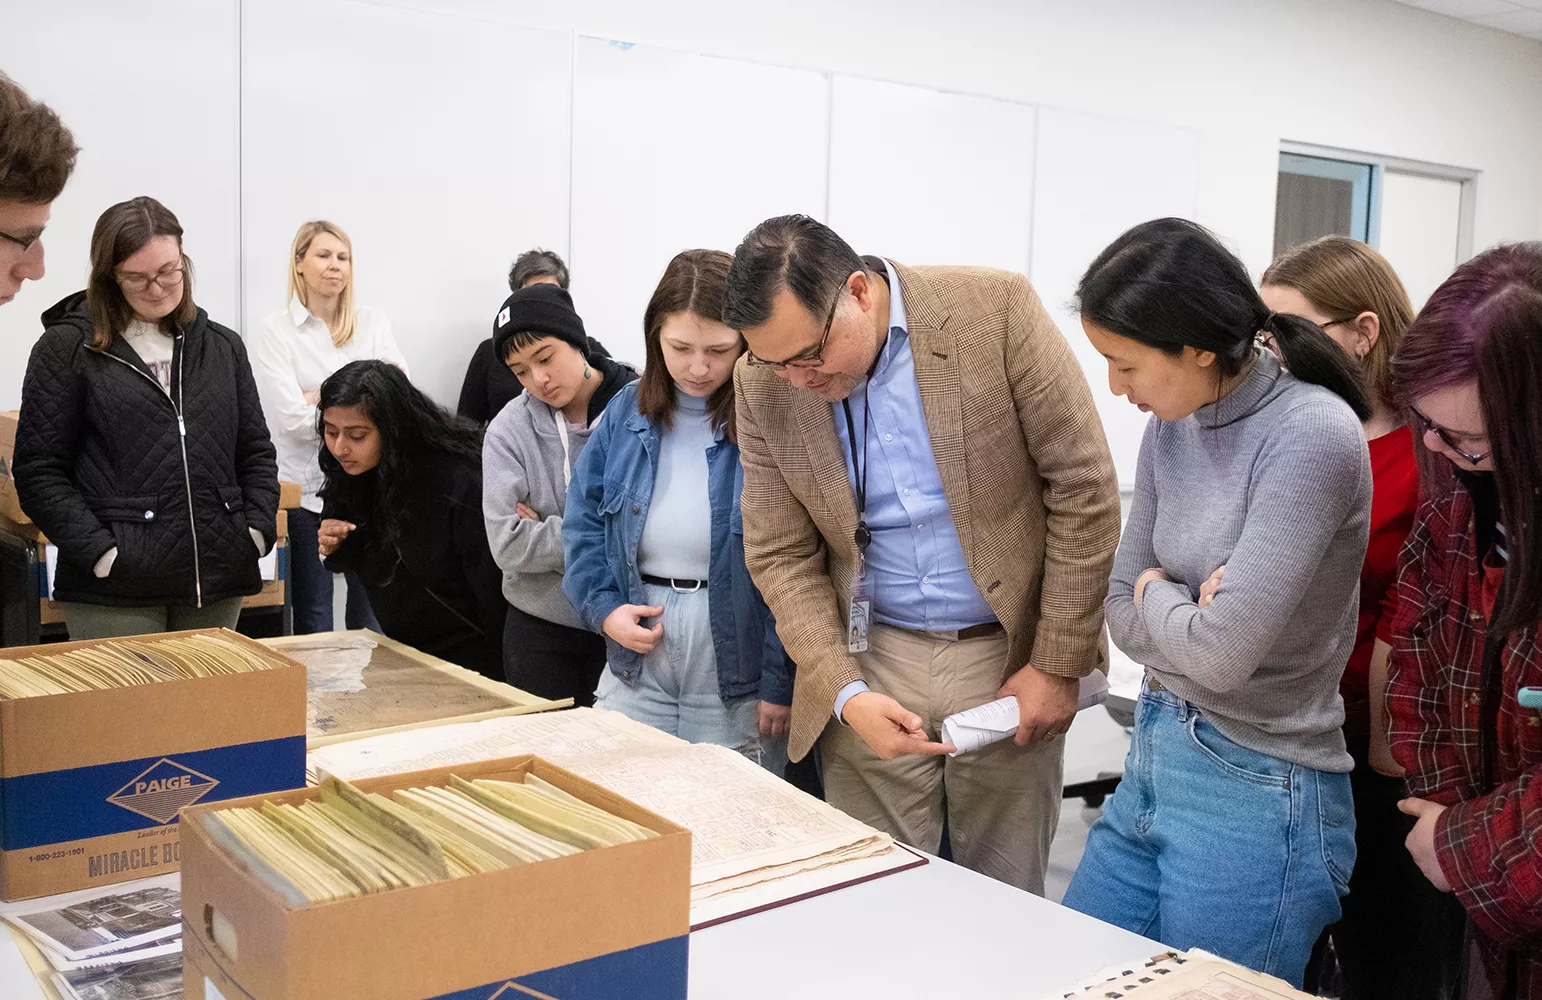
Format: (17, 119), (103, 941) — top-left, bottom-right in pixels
(5, 886), (180, 962)
(50, 953), (182, 1000)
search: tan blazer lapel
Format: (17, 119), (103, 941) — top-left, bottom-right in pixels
(895, 264), (973, 559)
(793, 387), (859, 543)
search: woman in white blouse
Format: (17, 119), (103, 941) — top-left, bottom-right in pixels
(251, 220), (407, 634)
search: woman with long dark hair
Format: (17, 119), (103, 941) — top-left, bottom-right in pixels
(562, 250), (792, 772)
(13, 196), (277, 637)
(1060, 218), (1371, 986)
(315, 359), (505, 678)
(1385, 242), (1542, 1000)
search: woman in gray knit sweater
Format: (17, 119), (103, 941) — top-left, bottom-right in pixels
(1061, 219), (1373, 988)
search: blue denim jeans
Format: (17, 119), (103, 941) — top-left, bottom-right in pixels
(1062, 688), (1355, 988)
(594, 583), (788, 777)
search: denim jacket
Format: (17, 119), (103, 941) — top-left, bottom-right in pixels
(562, 383), (792, 705)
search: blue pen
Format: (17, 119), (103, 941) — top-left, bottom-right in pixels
(1518, 687), (1542, 709)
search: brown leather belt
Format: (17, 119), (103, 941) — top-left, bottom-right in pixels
(1147, 675), (1167, 692)
(910, 621), (1003, 641)
(956, 621), (1004, 640)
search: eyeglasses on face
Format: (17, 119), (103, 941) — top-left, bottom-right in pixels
(116, 263), (186, 293)
(1410, 405), (1489, 466)
(0, 228), (42, 253)
(746, 282), (844, 371)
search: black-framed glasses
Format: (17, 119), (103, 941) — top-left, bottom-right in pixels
(746, 283), (843, 370)
(116, 264), (186, 293)
(1410, 405), (1490, 465)
(0, 228), (42, 253)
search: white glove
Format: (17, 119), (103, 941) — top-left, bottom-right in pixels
(93, 547), (119, 579)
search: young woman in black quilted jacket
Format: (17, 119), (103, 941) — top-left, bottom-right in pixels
(13, 197), (279, 638)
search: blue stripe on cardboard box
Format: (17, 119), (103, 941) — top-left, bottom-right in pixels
(432, 935), (689, 1000)
(1, 735), (307, 850)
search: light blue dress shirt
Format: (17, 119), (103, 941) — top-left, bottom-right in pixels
(832, 260), (995, 720)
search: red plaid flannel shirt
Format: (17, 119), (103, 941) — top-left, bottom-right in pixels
(1386, 482), (1542, 998)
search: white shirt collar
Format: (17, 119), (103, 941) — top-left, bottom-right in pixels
(287, 295), (315, 328)
(882, 258), (908, 336)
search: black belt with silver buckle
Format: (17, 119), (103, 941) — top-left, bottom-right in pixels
(641, 574), (706, 592)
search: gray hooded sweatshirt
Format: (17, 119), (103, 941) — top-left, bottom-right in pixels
(482, 393), (602, 629)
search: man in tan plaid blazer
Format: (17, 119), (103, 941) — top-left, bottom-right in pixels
(725, 216), (1120, 893)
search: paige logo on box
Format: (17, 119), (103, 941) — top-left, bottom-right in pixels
(107, 758), (220, 824)
(488, 984), (561, 999)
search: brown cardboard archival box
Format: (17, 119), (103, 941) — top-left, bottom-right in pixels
(0, 628), (307, 900)
(181, 755), (691, 1000)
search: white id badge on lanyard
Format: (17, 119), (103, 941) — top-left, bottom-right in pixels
(847, 556), (871, 654)
(842, 394), (873, 655)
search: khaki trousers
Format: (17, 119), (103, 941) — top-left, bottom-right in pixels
(821, 623), (1064, 894)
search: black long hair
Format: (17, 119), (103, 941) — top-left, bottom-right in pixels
(1077, 218), (1369, 420)
(317, 360), (483, 551)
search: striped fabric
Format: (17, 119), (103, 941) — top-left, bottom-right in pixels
(734, 262), (1121, 761)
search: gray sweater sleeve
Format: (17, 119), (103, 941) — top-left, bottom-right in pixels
(482, 411), (566, 576)
(1105, 419), (1176, 672)
(1137, 402), (1368, 693)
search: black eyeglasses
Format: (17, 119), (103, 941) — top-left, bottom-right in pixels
(1410, 405), (1489, 466)
(116, 264), (186, 293)
(746, 283), (843, 370)
(0, 229), (42, 253)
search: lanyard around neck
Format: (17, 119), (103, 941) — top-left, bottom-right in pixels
(840, 396), (871, 555)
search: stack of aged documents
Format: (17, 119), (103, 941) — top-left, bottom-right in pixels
(198, 774), (656, 907)
(1, 877), (182, 1000)
(307, 709), (920, 925)
(0, 633), (277, 699)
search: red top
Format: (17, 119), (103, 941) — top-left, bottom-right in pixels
(1342, 424), (1420, 705)
(1481, 552), (1505, 623)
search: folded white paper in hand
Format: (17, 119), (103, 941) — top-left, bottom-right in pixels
(941, 672), (1109, 757)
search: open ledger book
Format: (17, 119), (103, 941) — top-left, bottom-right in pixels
(1038, 949), (1318, 999)
(306, 708), (923, 926)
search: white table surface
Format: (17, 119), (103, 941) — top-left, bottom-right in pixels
(690, 853), (1161, 999)
(0, 856), (1161, 1000)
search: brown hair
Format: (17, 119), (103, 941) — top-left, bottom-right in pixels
(1261, 235), (1414, 412)
(0, 73), (78, 204)
(288, 220), (357, 347)
(86, 197), (196, 351)
(637, 250), (742, 442)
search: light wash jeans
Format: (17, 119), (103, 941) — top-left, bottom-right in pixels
(595, 583), (788, 777)
(1062, 687), (1355, 988)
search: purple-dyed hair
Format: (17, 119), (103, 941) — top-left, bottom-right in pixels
(1391, 242), (1542, 632)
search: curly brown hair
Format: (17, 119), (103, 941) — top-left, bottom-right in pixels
(0, 73), (78, 204)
